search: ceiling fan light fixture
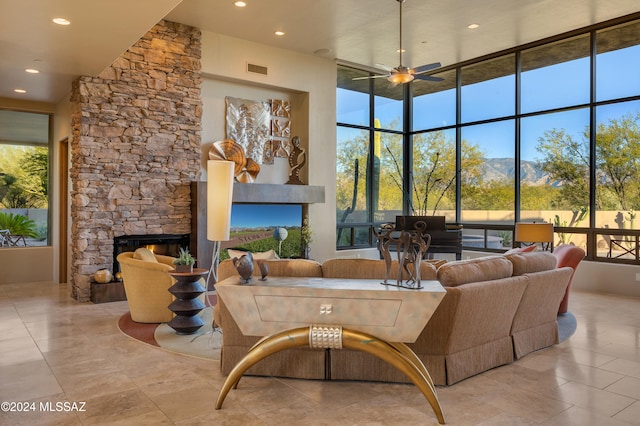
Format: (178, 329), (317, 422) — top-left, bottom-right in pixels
(352, 0), (441, 85)
(388, 72), (414, 84)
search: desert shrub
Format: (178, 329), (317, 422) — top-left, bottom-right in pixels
(0, 212), (38, 238)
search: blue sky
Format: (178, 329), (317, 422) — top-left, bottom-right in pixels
(230, 204), (302, 229)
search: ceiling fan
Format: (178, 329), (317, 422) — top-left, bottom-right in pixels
(353, 0), (443, 85)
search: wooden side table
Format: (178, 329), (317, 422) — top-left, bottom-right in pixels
(167, 268), (208, 335)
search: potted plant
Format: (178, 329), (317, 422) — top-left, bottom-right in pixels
(173, 247), (196, 273)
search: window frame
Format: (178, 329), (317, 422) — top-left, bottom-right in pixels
(336, 13), (640, 264)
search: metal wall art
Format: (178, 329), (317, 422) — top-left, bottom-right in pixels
(225, 96), (270, 166)
(223, 97), (301, 181)
(267, 99), (292, 165)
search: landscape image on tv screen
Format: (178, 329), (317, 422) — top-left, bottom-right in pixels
(221, 203), (303, 260)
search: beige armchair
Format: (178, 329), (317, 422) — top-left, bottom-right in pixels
(117, 251), (177, 323)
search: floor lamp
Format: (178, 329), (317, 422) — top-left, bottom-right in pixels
(514, 222), (554, 251)
(207, 160), (235, 286)
(196, 160), (234, 344)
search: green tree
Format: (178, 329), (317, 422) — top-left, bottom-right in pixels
(337, 128), (486, 218)
(595, 113), (640, 211)
(536, 128), (589, 209)
(411, 132), (485, 214)
(464, 179), (515, 210)
(520, 184), (563, 210)
(0, 145), (48, 209)
(536, 113), (640, 212)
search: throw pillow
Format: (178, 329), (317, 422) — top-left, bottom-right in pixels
(133, 247), (158, 263)
(437, 256), (513, 287)
(503, 245), (537, 255)
(227, 248), (280, 260)
(506, 251), (556, 276)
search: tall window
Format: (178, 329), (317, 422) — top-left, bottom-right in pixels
(461, 55), (515, 123)
(0, 109), (50, 247)
(412, 71), (457, 221)
(337, 15), (640, 262)
(411, 129), (457, 219)
(521, 35), (590, 113)
(336, 66), (405, 248)
(460, 120), (515, 224)
(520, 109), (590, 226)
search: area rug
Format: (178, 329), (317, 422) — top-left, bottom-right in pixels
(118, 296), (220, 360)
(154, 306), (221, 360)
(118, 312), (159, 346)
(558, 311), (577, 342)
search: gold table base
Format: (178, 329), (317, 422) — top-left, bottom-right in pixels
(215, 325), (445, 424)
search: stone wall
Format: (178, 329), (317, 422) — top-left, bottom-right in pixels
(69, 20), (202, 301)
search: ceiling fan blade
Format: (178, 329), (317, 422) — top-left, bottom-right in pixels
(413, 74), (444, 82)
(352, 74), (390, 81)
(375, 63), (394, 72)
(411, 62), (442, 74)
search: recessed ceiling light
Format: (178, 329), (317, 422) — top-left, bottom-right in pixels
(52, 17), (71, 26)
(234, 1), (247, 6)
(396, 48), (406, 53)
(313, 48), (332, 56)
(14, 89), (27, 94)
(25, 68), (40, 74)
(274, 30), (285, 36)
(467, 23), (480, 29)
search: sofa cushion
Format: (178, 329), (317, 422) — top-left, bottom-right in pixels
(321, 258), (438, 281)
(264, 259), (322, 277)
(227, 249), (279, 260)
(506, 251), (557, 276)
(437, 256), (512, 287)
(133, 247), (157, 263)
(216, 258), (322, 282)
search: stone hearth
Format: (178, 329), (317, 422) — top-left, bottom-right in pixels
(69, 20), (202, 301)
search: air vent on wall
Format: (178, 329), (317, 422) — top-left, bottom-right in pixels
(247, 63), (268, 76)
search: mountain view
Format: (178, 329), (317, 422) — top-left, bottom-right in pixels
(482, 158), (562, 187)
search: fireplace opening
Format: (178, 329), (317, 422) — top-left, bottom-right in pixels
(113, 234), (190, 274)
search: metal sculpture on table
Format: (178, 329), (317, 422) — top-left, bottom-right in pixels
(233, 251), (254, 283)
(257, 259), (269, 281)
(376, 219), (431, 289)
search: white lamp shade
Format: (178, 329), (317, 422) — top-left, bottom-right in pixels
(514, 222), (554, 243)
(207, 160), (235, 241)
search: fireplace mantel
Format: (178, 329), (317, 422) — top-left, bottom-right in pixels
(232, 183), (325, 204)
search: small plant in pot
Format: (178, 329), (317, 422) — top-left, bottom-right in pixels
(173, 247), (196, 273)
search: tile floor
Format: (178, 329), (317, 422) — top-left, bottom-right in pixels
(0, 282), (639, 425)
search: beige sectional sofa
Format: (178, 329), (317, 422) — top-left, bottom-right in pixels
(215, 252), (572, 386)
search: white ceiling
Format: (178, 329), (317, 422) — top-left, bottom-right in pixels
(1, 0), (639, 106)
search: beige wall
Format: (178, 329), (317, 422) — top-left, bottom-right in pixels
(0, 247), (53, 284)
(199, 31), (337, 263)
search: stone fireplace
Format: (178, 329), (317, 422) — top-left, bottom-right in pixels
(69, 20), (202, 301)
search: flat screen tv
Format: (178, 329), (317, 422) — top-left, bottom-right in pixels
(221, 203), (303, 259)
